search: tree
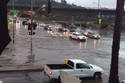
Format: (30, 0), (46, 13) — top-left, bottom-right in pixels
(0, 0), (11, 55)
(108, 0), (124, 83)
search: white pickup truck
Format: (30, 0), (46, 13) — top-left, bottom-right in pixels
(43, 59), (104, 80)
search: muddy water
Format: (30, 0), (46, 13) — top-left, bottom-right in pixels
(31, 28), (125, 83)
(15, 23), (125, 83)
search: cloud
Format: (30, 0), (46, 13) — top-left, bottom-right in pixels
(66, 0), (117, 9)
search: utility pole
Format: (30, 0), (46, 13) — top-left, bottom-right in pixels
(13, 0), (15, 44)
(30, 0), (33, 59)
(29, 0), (34, 63)
(108, 0), (124, 83)
(98, 0), (102, 25)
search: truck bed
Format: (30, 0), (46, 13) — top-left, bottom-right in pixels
(47, 64), (73, 69)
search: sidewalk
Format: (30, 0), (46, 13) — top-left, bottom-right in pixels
(0, 41), (43, 71)
(0, 21), (69, 71)
(0, 21), (43, 71)
(0, 65), (42, 72)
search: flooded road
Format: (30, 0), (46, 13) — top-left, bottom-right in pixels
(32, 27), (125, 83)
(5, 22), (125, 83)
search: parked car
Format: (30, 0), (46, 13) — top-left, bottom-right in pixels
(69, 32), (87, 41)
(43, 59), (104, 81)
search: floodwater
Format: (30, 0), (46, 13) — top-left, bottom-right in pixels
(6, 21), (125, 83)
(32, 27), (125, 83)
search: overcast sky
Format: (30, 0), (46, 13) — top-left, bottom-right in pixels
(65, 0), (117, 9)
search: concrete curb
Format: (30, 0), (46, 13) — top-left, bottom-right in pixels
(0, 65), (43, 72)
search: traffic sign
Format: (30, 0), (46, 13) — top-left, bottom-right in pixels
(28, 19), (32, 24)
(13, 10), (17, 18)
(99, 18), (102, 24)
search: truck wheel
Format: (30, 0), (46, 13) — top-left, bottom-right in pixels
(58, 76), (61, 83)
(93, 72), (101, 79)
(49, 79), (55, 83)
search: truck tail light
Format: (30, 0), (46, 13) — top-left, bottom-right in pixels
(49, 72), (52, 75)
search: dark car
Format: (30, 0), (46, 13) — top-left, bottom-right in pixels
(69, 28), (77, 33)
(58, 27), (68, 32)
(83, 31), (101, 39)
(31, 22), (37, 30)
(22, 20), (28, 25)
(27, 22), (37, 30)
(44, 25), (53, 31)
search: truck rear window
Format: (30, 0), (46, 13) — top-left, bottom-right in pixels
(68, 60), (74, 68)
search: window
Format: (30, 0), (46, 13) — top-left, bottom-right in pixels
(68, 60), (74, 68)
(76, 63), (90, 69)
(76, 34), (83, 36)
(73, 33), (76, 35)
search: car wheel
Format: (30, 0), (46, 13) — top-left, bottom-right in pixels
(83, 39), (86, 42)
(94, 72), (101, 79)
(22, 22), (25, 25)
(69, 36), (72, 39)
(78, 38), (81, 41)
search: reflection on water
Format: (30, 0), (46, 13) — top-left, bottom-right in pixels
(79, 42), (82, 49)
(93, 39), (100, 48)
(78, 39), (101, 49)
(94, 40), (97, 48)
(79, 41), (87, 49)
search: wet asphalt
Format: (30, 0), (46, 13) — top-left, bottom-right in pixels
(1, 21), (125, 83)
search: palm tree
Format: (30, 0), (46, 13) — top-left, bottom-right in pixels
(108, 0), (124, 83)
(0, 0), (11, 55)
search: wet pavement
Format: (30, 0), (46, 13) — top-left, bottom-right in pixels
(1, 20), (125, 83)
(0, 71), (104, 83)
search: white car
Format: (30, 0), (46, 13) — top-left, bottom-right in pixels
(69, 32), (87, 41)
(43, 59), (104, 81)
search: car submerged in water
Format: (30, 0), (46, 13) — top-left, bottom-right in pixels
(44, 25), (53, 31)
(69, 32), (87, 41)
(84, 32), (100, 39)
(81, 30), (101, 39)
